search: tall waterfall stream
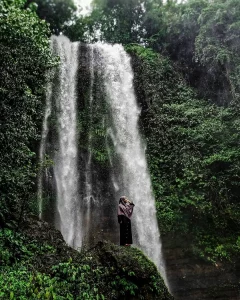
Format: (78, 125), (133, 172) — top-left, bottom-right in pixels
(39, 35), (167, 283)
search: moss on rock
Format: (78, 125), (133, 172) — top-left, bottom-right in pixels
(0, 217), (173, 299)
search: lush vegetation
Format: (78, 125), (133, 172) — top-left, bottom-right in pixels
(0, 2), (172, 299)
(127, 44), (240, 262)
(0, 0), (56, 227)
(1, 0), (240, 298)
(64, 0), (240, 263)
(65, 0), (240, 104)
(25, 0), (77, 34)
(0, 220), (172, 299)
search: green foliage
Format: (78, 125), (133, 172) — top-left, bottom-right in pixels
(125, 44), (159, 63)
(63, 14), (93, 42)
(26, 0), (77, 35)
(0, 267), (61, 300)
(139, 0), (240, 105)
(1, 0), (240, 290)
(192, 233), (240, 263)
(0, 229), (55, 266)
(65, 0), (147, 43)
(128, 45), (240, 262)
(0, 226), (171, 300)
(0, 0), (57, 224)
(50, 262), (104, 299)
(64, 0), (240, 105)
(195, 0), (240, 104)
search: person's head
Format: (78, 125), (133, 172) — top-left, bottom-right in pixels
(119, 196), (128, 204)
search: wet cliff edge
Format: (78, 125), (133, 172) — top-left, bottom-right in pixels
(162, 233), (240, 300)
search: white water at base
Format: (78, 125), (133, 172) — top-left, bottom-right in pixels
(52, 36), (82, 248)
(94, 43), (167, 282)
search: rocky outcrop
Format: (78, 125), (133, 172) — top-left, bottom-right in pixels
(90, 241), (174, 300)
(162, 233), (240, 300)
(15, 216), (172, 299)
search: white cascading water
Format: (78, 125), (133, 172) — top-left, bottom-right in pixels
(38, 36), (167, 284)
(94, 43), (167, 281)
(52, 35), (82, 248)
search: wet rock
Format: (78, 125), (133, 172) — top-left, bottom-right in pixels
(162, 233), (240, 300)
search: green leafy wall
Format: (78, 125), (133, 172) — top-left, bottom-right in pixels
(0, 0), (56, 225)
(127, 44), (240, 263)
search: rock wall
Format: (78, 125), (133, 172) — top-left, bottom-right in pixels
(162, 234), (240, 299)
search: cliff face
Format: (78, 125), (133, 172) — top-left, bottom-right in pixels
(125, 45), (240, 300)
(162, 234), (240, 300)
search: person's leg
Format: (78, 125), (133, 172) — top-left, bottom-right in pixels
(125, 219), (132, 246)
(120, 223), (127, 246)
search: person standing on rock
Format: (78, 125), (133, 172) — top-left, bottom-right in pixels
(118, 196), (135, 246)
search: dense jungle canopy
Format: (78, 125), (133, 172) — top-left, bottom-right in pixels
(0, 0), (240, 299)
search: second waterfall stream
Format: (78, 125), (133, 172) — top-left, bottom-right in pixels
(39, 35), (167, 284)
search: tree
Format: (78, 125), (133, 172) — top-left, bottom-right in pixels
(138, 0), (240, 106)
(196, 0), (240, 105)
(65, 0), (149, 43)
(26, 0), (77, 34)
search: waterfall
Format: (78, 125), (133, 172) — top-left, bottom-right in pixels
(38, 36), (167, 283)
(52, 35), (82, 248)
(94, 43), (166, 279)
